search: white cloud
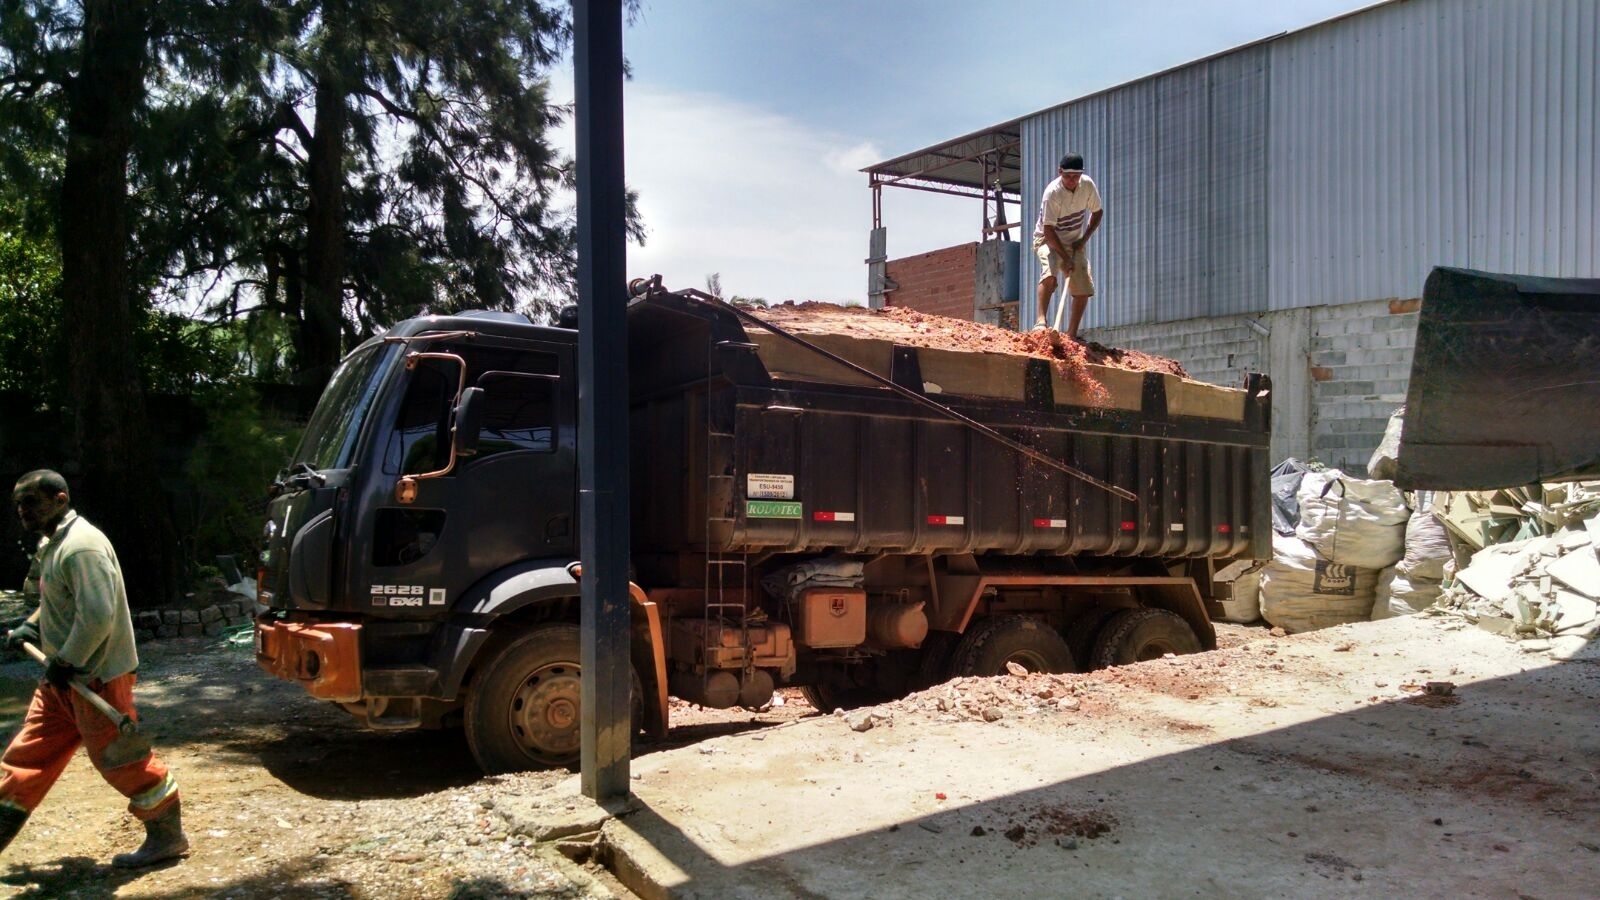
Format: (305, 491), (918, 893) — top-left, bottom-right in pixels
(553, 75), (979, 304)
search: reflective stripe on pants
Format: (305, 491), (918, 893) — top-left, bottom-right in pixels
(0, 673), (177, 821)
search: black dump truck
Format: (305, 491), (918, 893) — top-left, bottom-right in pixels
(255, 281), (1272, 773)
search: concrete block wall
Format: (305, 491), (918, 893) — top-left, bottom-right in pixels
(1079, 316), (1267, 388)
(1304, 298), (1418, 473)
(1088, 297), (1418, 474)
(884, 243), (977, 320)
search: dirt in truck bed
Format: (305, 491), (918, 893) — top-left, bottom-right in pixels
(739, 301), (1190, 379)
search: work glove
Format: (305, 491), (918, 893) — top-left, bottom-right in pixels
(44, 656), (81, 691)
(4, 620), (38, 650)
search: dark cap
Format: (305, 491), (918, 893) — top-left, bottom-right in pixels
(1058, 153), (1084, 173)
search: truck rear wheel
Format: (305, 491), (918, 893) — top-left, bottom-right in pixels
(1089, 608), (1201, 669)
(949, 615), (1076, 676)
(465, 624), (640, 774)
(799, 684), (880, 714)
(1064, 606), (1121, 673)
(913, 630), (961, 690)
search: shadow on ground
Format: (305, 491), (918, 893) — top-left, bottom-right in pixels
(606, 633), (1600, 899)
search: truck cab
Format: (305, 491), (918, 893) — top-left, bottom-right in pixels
(256, 311), (634, 771)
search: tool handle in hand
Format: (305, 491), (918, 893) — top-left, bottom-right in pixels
(20, 641), (132, 727)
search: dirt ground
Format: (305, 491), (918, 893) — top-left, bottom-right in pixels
(2, 617), (1594, 898)
(0, 633), (819, 899)
(607, 615), (1600, 898)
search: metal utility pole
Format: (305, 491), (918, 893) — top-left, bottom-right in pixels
(573, 0), (631, 801)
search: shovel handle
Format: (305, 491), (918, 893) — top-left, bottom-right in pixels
(20, 641), (136, 732)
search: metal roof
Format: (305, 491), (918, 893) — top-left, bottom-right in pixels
(864, 1), (1401, 201)
(863, 122), (1024, 201)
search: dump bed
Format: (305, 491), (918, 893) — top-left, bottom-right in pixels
(628, 291), (1272, 564)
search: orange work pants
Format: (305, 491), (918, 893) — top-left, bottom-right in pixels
(0, 673), (177, 821)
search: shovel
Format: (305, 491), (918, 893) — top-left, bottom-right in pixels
(21, 641), (152, 768)
(1049, 251), (1073, 331)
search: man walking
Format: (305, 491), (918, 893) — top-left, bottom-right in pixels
(1032, 152), (1104, 339)
(0, 469), (188, 867)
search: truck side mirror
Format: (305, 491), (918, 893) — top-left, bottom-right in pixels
(454, 387), (485, 457)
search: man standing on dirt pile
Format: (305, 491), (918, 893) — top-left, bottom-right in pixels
(1032, 152), (1104, 340)
(0, 470), (189, 867)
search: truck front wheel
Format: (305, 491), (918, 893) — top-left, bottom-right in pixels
(949, 615), (1076, 676)
(465, 624), (640, 774)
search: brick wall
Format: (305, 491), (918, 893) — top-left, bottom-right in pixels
(884, 243), (977, 320)
(1089, 297), (1419, 474)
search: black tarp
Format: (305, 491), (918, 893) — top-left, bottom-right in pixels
(1395, 267), (1600, 490)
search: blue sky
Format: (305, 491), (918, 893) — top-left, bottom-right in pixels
(563, 0), (1379, 303)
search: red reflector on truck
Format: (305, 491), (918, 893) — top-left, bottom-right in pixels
(813, 511), (856, 522)
(1032, 518), (1067, 528)
(1218, 524), (1232, 533)
(927, 515), (965, 526)
(1120, 521), (1136, 532)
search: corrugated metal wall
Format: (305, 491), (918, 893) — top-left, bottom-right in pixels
(1021, 0), (1599, 328)
(1022, 46), (1270, 327)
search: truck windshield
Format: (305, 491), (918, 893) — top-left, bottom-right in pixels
(294, 343), (395, 470)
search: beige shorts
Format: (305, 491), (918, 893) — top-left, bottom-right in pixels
(1034, 239), (1095, 297)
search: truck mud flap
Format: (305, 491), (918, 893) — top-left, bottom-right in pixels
(1395, 267), (1600, 490)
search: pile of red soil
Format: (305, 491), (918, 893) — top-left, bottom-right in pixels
(740, 302), (1189, 379)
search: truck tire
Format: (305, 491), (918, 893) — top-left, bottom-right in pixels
(949, 615), (1076, 676)
(913, 630), (961, 690)
(464, 624), (640, 774)
(1089, 608), (1201, 669)
(799, 684), (852, 714)
(1064, 606), (1121, 672)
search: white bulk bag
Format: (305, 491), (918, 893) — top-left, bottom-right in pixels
(1295, 470), (1409, 571)
(1260, 533), (1379, 633)
(1372, 566), (1443, 620)
(1397, 490), (1452, 582)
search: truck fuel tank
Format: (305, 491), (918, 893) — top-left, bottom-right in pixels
(867, 601), (929, 649)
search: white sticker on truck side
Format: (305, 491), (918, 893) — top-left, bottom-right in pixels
(747, 473), (795, 499)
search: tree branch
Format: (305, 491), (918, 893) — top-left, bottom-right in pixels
(354, 85), (419, 122)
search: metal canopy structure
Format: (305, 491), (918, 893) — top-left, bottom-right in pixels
(865, 123), (1024, 199)
(863, 122), (1024, 233)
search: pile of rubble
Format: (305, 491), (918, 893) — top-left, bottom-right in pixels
(1426, 482), (1600, 660)
(836, 669), (1088, 733)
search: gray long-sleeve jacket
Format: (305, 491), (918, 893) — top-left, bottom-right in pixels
(38, 511), (139, 680)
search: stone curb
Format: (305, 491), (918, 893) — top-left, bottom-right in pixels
(132, 597), (256, 642)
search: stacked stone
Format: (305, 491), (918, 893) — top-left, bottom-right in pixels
(133, 598), (256, 642)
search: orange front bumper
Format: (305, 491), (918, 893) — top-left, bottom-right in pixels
(255, 616), (363, 703)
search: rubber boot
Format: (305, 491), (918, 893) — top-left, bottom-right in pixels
(112, 800), (190, 868)
(0, 804), (28, 854)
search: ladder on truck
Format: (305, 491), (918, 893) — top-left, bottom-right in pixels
(700, 341), (753, 695)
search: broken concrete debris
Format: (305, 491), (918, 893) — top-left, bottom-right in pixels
(1430, 481), (1600, 659)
